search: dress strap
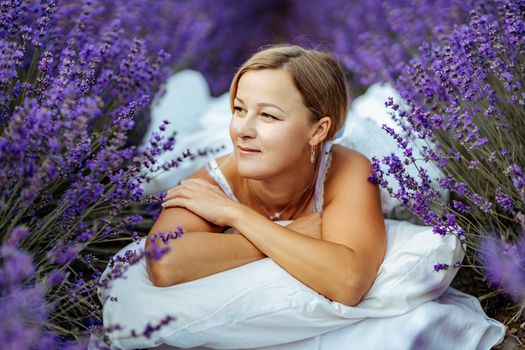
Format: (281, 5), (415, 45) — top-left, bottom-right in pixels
(313, 127), (346, 213)
(205, 159), (239, 203)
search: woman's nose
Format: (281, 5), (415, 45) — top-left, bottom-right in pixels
(235, 114), (257, 138)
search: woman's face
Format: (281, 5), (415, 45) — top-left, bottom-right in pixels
(229, 68), (315, 179)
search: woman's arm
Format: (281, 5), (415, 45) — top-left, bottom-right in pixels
(229, 151), (386, 306)
(148, 152), (327, 286)
(145, 206), (267, 286)
(157, 150), (385, 306)
(148, 230), (266, 287)
(147, 207), (321, 286)
(145, 159), (266, 286)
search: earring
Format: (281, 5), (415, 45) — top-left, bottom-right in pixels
(310, 145), (316, 163)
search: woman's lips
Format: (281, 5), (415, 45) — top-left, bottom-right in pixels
(238, 146), (260, 156)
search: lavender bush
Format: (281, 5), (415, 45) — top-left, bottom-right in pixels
(367, 0), (525, 309)
(285, 0), (473, 89)
(0, 0), (209, 346)
(186, 0), (287, 96)
(128, 0), (473, 98)
(179, 0), (470, 96)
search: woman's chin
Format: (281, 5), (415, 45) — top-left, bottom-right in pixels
(236, 163), (271, 180)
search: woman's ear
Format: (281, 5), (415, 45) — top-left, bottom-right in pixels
(308, 116), (332, 146)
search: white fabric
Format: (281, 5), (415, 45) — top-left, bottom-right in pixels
(94, 220), (504, 349)
(141, 81), (232, 195)
(205, 159), (240, 203)
(153, 288), (504, 350)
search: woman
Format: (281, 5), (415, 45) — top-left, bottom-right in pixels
(145, 44), (387, 307)
(95, 44), (505, 350)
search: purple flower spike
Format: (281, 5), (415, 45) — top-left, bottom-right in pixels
(433, 263), (450, 272)
(46, 269), (69, 287)
(6, 225), (29, 247)
(479, 235), (525, 303)
(0, 247), (35, 286)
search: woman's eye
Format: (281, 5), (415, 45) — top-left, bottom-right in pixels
(261, 113), (277, 120)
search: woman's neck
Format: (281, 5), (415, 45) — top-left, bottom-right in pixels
(244, 161), (318, 216)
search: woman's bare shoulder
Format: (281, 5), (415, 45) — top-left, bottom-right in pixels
(330, 144), (371, 173)
(325, 144), (374, 200)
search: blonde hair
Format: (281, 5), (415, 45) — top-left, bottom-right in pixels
(229, 44), (350, 140)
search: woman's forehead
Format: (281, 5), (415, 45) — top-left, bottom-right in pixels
(236, 69), (304, 110)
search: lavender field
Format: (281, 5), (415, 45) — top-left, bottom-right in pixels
(0, 0), (523, 348)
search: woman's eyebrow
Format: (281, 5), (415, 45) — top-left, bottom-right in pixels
(235, 97), (285, 113)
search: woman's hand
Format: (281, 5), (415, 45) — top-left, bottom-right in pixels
(162, 179), (239, 227)
(286, 213), (323, 240)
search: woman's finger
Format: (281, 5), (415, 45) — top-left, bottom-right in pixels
(163, 186), (195, 201)
(161, 197), (190, 209)
(166, 183), (182, 195)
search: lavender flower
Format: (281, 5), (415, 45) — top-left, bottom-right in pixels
(0, 233), (84, 349)
(0, 0), (206, 346)
(285, 0), (471, 89)
(433, 263), (450, 272)
(130, 315), (176, 340)
(479, 235), (525, 304)
(368, 0), (524, 306)
(184, 0), (285, 96)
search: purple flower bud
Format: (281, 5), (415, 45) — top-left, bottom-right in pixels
(47, 242), (82, 266)
(0, 247), (35, 286)
(433, 262), (450, 272)
(47, 269), (69, 287)
(7, 226), (29, 247)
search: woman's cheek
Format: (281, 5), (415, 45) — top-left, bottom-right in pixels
(229, 117), (237, 139)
